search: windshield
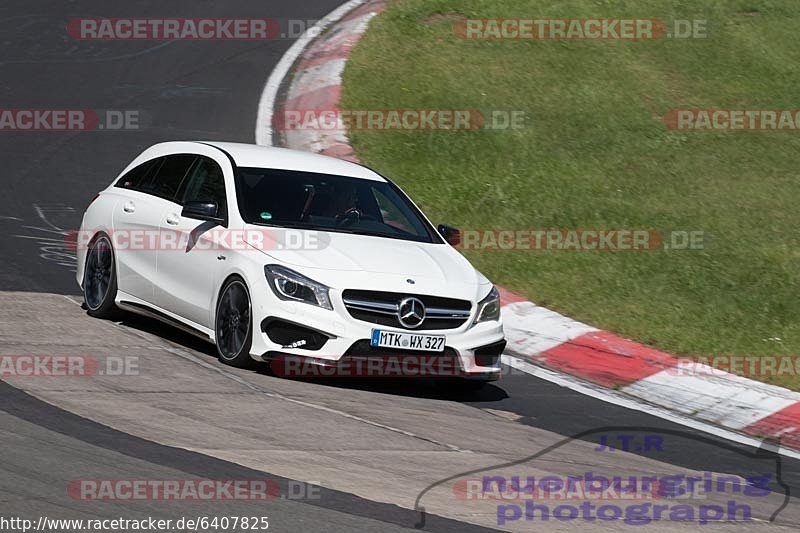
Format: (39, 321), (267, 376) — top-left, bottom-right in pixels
(236, 168), (440, 243)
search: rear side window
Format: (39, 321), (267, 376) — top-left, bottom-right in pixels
(138, 154), (197, 201)
(115, 158), (162, 190)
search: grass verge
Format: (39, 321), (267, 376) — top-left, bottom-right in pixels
(341, 0), (800, 389)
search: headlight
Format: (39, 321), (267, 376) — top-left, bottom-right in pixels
(264, 265), (333, 310)
(472, 286), (500, 326)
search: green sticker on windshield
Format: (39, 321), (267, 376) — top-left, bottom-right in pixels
(260, 212), (272, 220)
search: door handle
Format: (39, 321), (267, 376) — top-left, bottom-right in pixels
(165, 214), (180, 226)
(123, 202), (136, 213)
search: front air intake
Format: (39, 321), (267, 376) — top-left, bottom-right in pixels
(262, 319), (331, 351)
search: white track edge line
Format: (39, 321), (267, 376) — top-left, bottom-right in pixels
(255, 0), (369, 147)
(502, 354), (800, 460)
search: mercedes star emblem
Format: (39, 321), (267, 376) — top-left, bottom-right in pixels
(397, 297), (426, 329)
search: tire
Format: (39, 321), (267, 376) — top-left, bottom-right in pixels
(215, 277), (255, 368)
(83, 234), (120, 319)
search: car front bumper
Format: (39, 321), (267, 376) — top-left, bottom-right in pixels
(248, 284), (506, 380)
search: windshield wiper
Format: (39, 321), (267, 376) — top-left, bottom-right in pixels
(248, 221), (357, 234)
(347, 229), (427, 242)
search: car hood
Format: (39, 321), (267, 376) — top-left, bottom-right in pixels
(245, 227), (491, 299)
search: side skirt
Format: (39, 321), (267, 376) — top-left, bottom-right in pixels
(116, 292), (215, 343)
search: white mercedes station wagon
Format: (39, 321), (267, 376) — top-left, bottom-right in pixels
(77, 142), (505, 384)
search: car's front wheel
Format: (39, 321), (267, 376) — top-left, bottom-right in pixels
(215, 277), (255, 368)
(83, 234), (119, 318)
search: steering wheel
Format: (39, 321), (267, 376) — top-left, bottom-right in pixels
(335, 208), (376, 226)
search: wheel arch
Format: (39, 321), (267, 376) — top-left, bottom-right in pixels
(79, 229), (117, 291)
(212, 272), (251, 333)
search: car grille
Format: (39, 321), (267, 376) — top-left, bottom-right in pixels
(341, 290), (472, 330)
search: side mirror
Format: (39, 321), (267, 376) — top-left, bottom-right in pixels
(182, 201), (223, 224)
(437, 224), (461, 246)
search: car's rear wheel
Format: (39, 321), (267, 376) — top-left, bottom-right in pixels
(215, 277), (255, 368)
(83, 234), (119, 318)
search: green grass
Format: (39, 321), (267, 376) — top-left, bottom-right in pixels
(341, 0), (800, 388)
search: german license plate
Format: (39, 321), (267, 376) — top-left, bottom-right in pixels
(370, 329), (446, 352)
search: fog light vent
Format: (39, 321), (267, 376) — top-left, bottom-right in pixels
(474, 340), (506, 367)
(262, 319), (330, 351)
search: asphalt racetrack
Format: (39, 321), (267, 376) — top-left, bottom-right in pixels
(0, 1), (799, 531)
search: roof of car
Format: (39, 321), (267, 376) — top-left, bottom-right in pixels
(199, 141), (386, 182)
